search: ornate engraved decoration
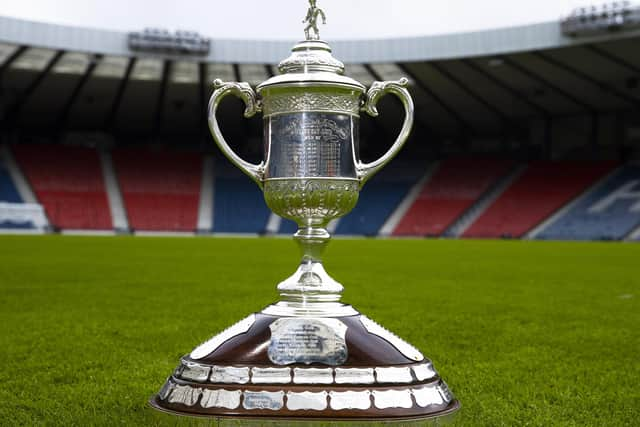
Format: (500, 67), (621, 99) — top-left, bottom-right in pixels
(262, 92), (361, 116)
(264, 178), (359, 223)
(359, 315), (424, 362)
(190, 314), (256, 359)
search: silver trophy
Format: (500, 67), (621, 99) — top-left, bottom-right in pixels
(151, 1), (459, 423)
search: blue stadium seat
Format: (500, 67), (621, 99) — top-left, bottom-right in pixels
(212, 158), (271, 233)
(537, 165), (640, 240)
(0, 160), (32, 229)
(334, 160), (423, 236)
(0, 162), (22, 203)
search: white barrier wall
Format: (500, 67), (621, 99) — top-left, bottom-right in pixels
(0, 202), (47, 228)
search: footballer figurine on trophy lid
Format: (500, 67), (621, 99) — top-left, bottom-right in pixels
(150, 1), (460, 424)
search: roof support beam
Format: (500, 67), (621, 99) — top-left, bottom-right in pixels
(586, 44), (640, 75)
(462, 58), (551, 118)
(105, 57), (135, 131)
(398, 63), (476, 137)
(534, 51), (640, 110)
(430, 61), (526, 135)
(57, 54), (99, 132)
(2, 50), (65, 126)
(502, 55), (596, 113)
(0, 46), (26, 79)
(365, 63), (434, 141)
(152, 60), (170, 141)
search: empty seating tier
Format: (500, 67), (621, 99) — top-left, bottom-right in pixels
(463, 161), (617, 239)
(113, 148), (202, 231)
(536, 165), (640, 240)
(335, 160), (424, 236)
(213, 158), (270, 233)
(11, 144), (112, 230)
(393, 158), (515, 236)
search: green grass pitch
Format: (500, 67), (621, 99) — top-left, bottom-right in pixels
(0, 235), (638, 426)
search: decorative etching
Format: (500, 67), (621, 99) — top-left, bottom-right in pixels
(268, 318), (348, 365)
(263, 178), (359, 223)
(262, 92), (360, 116)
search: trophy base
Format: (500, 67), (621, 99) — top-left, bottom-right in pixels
(150, 305), (460, 423)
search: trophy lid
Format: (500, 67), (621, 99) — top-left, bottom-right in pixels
(257, 39), (366, 92)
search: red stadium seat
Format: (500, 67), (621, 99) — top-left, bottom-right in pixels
(393, 158), (515, 236)
(11, 144), (112, 230)
(463, 161), (617, 238)
(112, 148), (201, 231)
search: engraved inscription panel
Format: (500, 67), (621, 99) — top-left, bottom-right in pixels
(412, 363), (437, 381)
(268, 318), (348, 365)
(251, 367), (291, 384)
(180, 361), (210, 382)
(243, 391), (285, 410)
(375, 366), (413, 384)
(293, 367), (334, 384)
(334, 367), (375, 384)
(286, 391), (328, 411)
(266, 112), (356, 179)
(210, 366), (250, 384)
(372, 389), (413, 409)
(329, 390), (371, 410)
(168, 385), (201, 407)
(412, 385), (444, 407)
(200, 389), (241, 409)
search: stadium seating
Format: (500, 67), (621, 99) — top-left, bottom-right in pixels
(334, 160), (424, 236)
(112, 148), (201, 231)
(393, 158), (515, 236)
(0, 158), (30, 229)
(11, 144), (112, 230)
(463, 161), (617, 238)
(536, 165), (640, 240)
(0, 159), (22, 204)
(213, 157), (271, 233)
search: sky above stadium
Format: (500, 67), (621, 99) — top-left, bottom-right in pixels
(0, 0), (584, 39)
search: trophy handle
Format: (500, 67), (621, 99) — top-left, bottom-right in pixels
(208, 79), (264, 188)
(358, 77), (414, 187)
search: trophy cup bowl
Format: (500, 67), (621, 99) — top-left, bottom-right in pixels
(150, 11), (459, 424)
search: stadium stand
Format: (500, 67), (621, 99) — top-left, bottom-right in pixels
(463, 161), (617, 238)
(536, 165), (640, 240)
(0, 157), (22, 203)
(213, 157), (271, 233)
(11, 144), (112, 230)
(393, 158), (515, 236)
(112, 148), (201, 231)
(334, 160), (424, 236)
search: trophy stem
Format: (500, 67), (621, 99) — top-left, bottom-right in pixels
(275, 225), (344, 305)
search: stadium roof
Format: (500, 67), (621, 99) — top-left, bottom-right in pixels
(0, 15), (639, 159)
